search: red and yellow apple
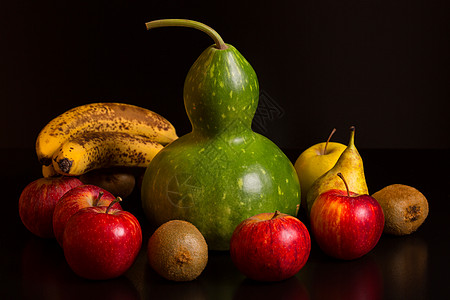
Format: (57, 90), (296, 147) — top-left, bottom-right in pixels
(230, 211), (311, 281)
(63, 199), (142, 280)
(310, 173), (384, 260)
(19, 176), (83, 238)
(52, 184), (122, 246)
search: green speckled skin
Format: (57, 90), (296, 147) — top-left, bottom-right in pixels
(141, 44), (300, 250)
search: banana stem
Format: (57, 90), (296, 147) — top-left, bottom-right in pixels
(145, 19), (228, 50)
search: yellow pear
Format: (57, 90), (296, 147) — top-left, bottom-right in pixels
(306, 126), (369, 215)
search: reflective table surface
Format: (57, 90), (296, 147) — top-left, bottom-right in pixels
(2, 148), (449, 299)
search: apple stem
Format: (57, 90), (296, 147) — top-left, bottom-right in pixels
(105, 197), (122, 214)
(322, 128), (337, 155)
(337, 173), (351, 197)
(145, 19), (228, 50)
(93, 191), (104, 206)
(271, 210), (281, 220)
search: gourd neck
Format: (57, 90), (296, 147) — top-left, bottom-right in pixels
(184, 45), (259, 137)
(191, 119), (253, 138)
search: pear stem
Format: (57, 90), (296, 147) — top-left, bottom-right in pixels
(93, 191), (104, 207)
(271, 210), (281, 220)
(322, 128), (337, 155)
(337, 173), (351, 197)
(348, 126), (356, 147)
(145, 19), (228, 50)
(105, 197), (122, 214)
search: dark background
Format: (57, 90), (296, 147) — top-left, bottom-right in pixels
(2, 2), (450, 298)
(1, 0), (449, 152)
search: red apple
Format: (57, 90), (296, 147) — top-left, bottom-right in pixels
(19, 176), (83, 238)
(230, 211), (311, 281)
(63, 199), (142, 280)
(52, 184), (122, 246)
(310, 173), (384, 260)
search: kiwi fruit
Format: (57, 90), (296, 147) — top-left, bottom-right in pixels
(79, 167), (136, 198)
(372, 184), (429, 235)
(147, 220), (208, 282)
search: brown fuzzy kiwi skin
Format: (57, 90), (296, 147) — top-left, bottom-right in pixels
(147, 220), (208, 282)
(372, 184), (429, 236)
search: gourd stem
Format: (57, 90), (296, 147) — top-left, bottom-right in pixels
(145, 19), (228, 50)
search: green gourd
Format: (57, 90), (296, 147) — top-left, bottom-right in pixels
(141, 19), (300, 250)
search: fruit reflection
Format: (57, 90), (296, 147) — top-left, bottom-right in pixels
(233, 276), (309, 300)
(200, 250), (245, 300)
(376, 235), (428, 299)
(21, 237), (139, 300)
(144, 265), (207, 300)
(311, 254), (383, 300)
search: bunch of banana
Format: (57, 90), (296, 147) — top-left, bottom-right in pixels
(36, 102), (178, 177)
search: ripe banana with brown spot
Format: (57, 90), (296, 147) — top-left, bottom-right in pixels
(36, 102), (178, 165)
(52, 132), (164, 176)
